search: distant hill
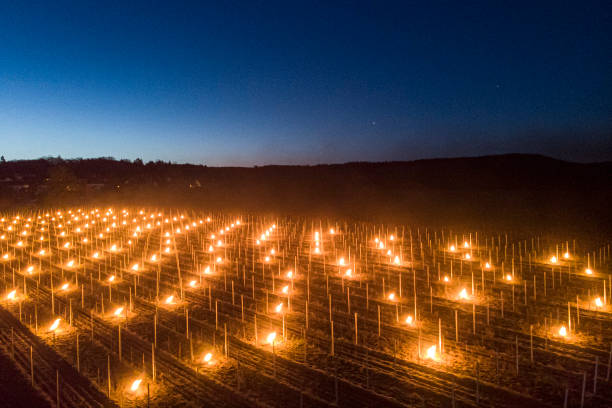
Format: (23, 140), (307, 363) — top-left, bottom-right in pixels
(1, 154), (611, 233)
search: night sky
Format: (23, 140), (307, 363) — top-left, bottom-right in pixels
(1, 1), (610, 165)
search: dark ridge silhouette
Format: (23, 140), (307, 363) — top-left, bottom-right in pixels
(0, 154), (611, 234)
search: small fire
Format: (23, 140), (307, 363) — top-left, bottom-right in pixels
(281, 285), (289, 294)
(6, 290), (16, 301)
(405, 315), (414, 326)
(338, 257), (345, 266)
(595, 297), (604, 308)
(203, 352), (213, 364)
(345, 269), (352, 278)
(275, 302), (283, 313)
(393, 255), (401, 265)
(150, 254), (157, 262)
(49, 318), (61, 332)
(505, 274), (513, 282)
(550, 256), (557, 264)
(114, 307), (124, 316)
(558, 325), (567, 337)
(165, 295), (174, 304)
(485, 262), (491, 269)
(267, 331), (277, 345)
(66, 260), (75, 267)
(388, 292), (396, 301)
(130, 378), (142, 392)
(108, 275), (116, 283)
(464, 241), (469, 248)
(426, 345), (438, 360)
(92, 252), (99, 259)
(449, 245), (456, 252)
(458, 288), (469, 300)
(443, 276), (449, 282)
(203, 266), (211, 275)
(60, 283), (69, 291)
(131, 263), (139, 271)
(585, 268), (593, 275)
(286, 270), (293, 279)
(189, 280), (197, 288)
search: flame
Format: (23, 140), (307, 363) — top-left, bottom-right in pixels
(281, 285), (289, 294)
(165, 295), (174, 304)
(114, 307), (124, 316)
(443, 276), (449, 282)
(426, 345), (437, 360)
(388, 292), (396, 301)
(449, 245), (455, 252)
(267, 331), (277, 344)
(595, 297), (604, 308)
(505, 274), (513, 282)
(66, 260), (75, 267)
(563, 252), (570, 259)
(485, 262), (491, 269)
(465, 253), (471, 260)
(458, 288), (469, 300)
(405, 315), (414, 325)
(60, 283), (69, 291)
(585, 268), (593, 275)
(275, 303), (283, 313)
(558, 325), (567, 337)
(345, 269), (352, 278)
(286, 270), (293, 279)
(150, 254), (157, 262)
(49, 318), (61, 332)
(393, 255), (401, 265)
(464, 241), (469, 248)
(6, 290), (16, 300)
(130, 378), (142, 392)
(92, 252), (99, 259)
(203, 352), (213, 363)
(550, 256), (557, 264)
(189, 280), (197, 288)
(338, 257), (345, 266)
(108, 275), (115, 283)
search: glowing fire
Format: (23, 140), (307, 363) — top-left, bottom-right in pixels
(114, 307), (124, 316)
(393, 256), (401, 265)
(426, 345), (438, 360)
(275, 303), (283, 313)
(585, 268), (593, 275)
(131, 263), (139, 271)
(550, 256), (557, 264)
(505, 274), (513, 282)
(165, 295), (174, 304)
(449, 245), (456, 252)
(558, 325), (567, 337)
(595, 297), (604, 308)
(189, 280), (197, 288)
(563, 252), (570, 259)
(338, 257), (345, 266)
(458, 288), (469, 300)
(267, 331), (277, 345)
(49, 318), (61, 332)
(203, 352), (213, 364)
(130, 378), (142, 392)
(281, 285), (289, 294)
(405, 315), (414, 326)
(345, 269), (352, 278)
(485, 262), (491, 269)
(6, 290), (16, 301)
(108, 275), (115, 283)
(388, 292), (396, 301)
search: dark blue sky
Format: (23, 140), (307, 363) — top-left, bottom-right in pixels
(1, 1), (610, 165)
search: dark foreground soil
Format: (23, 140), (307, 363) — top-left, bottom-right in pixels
(0, 351), (50, 408)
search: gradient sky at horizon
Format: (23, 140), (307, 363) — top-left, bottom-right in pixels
(1, 1), (610, 165)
